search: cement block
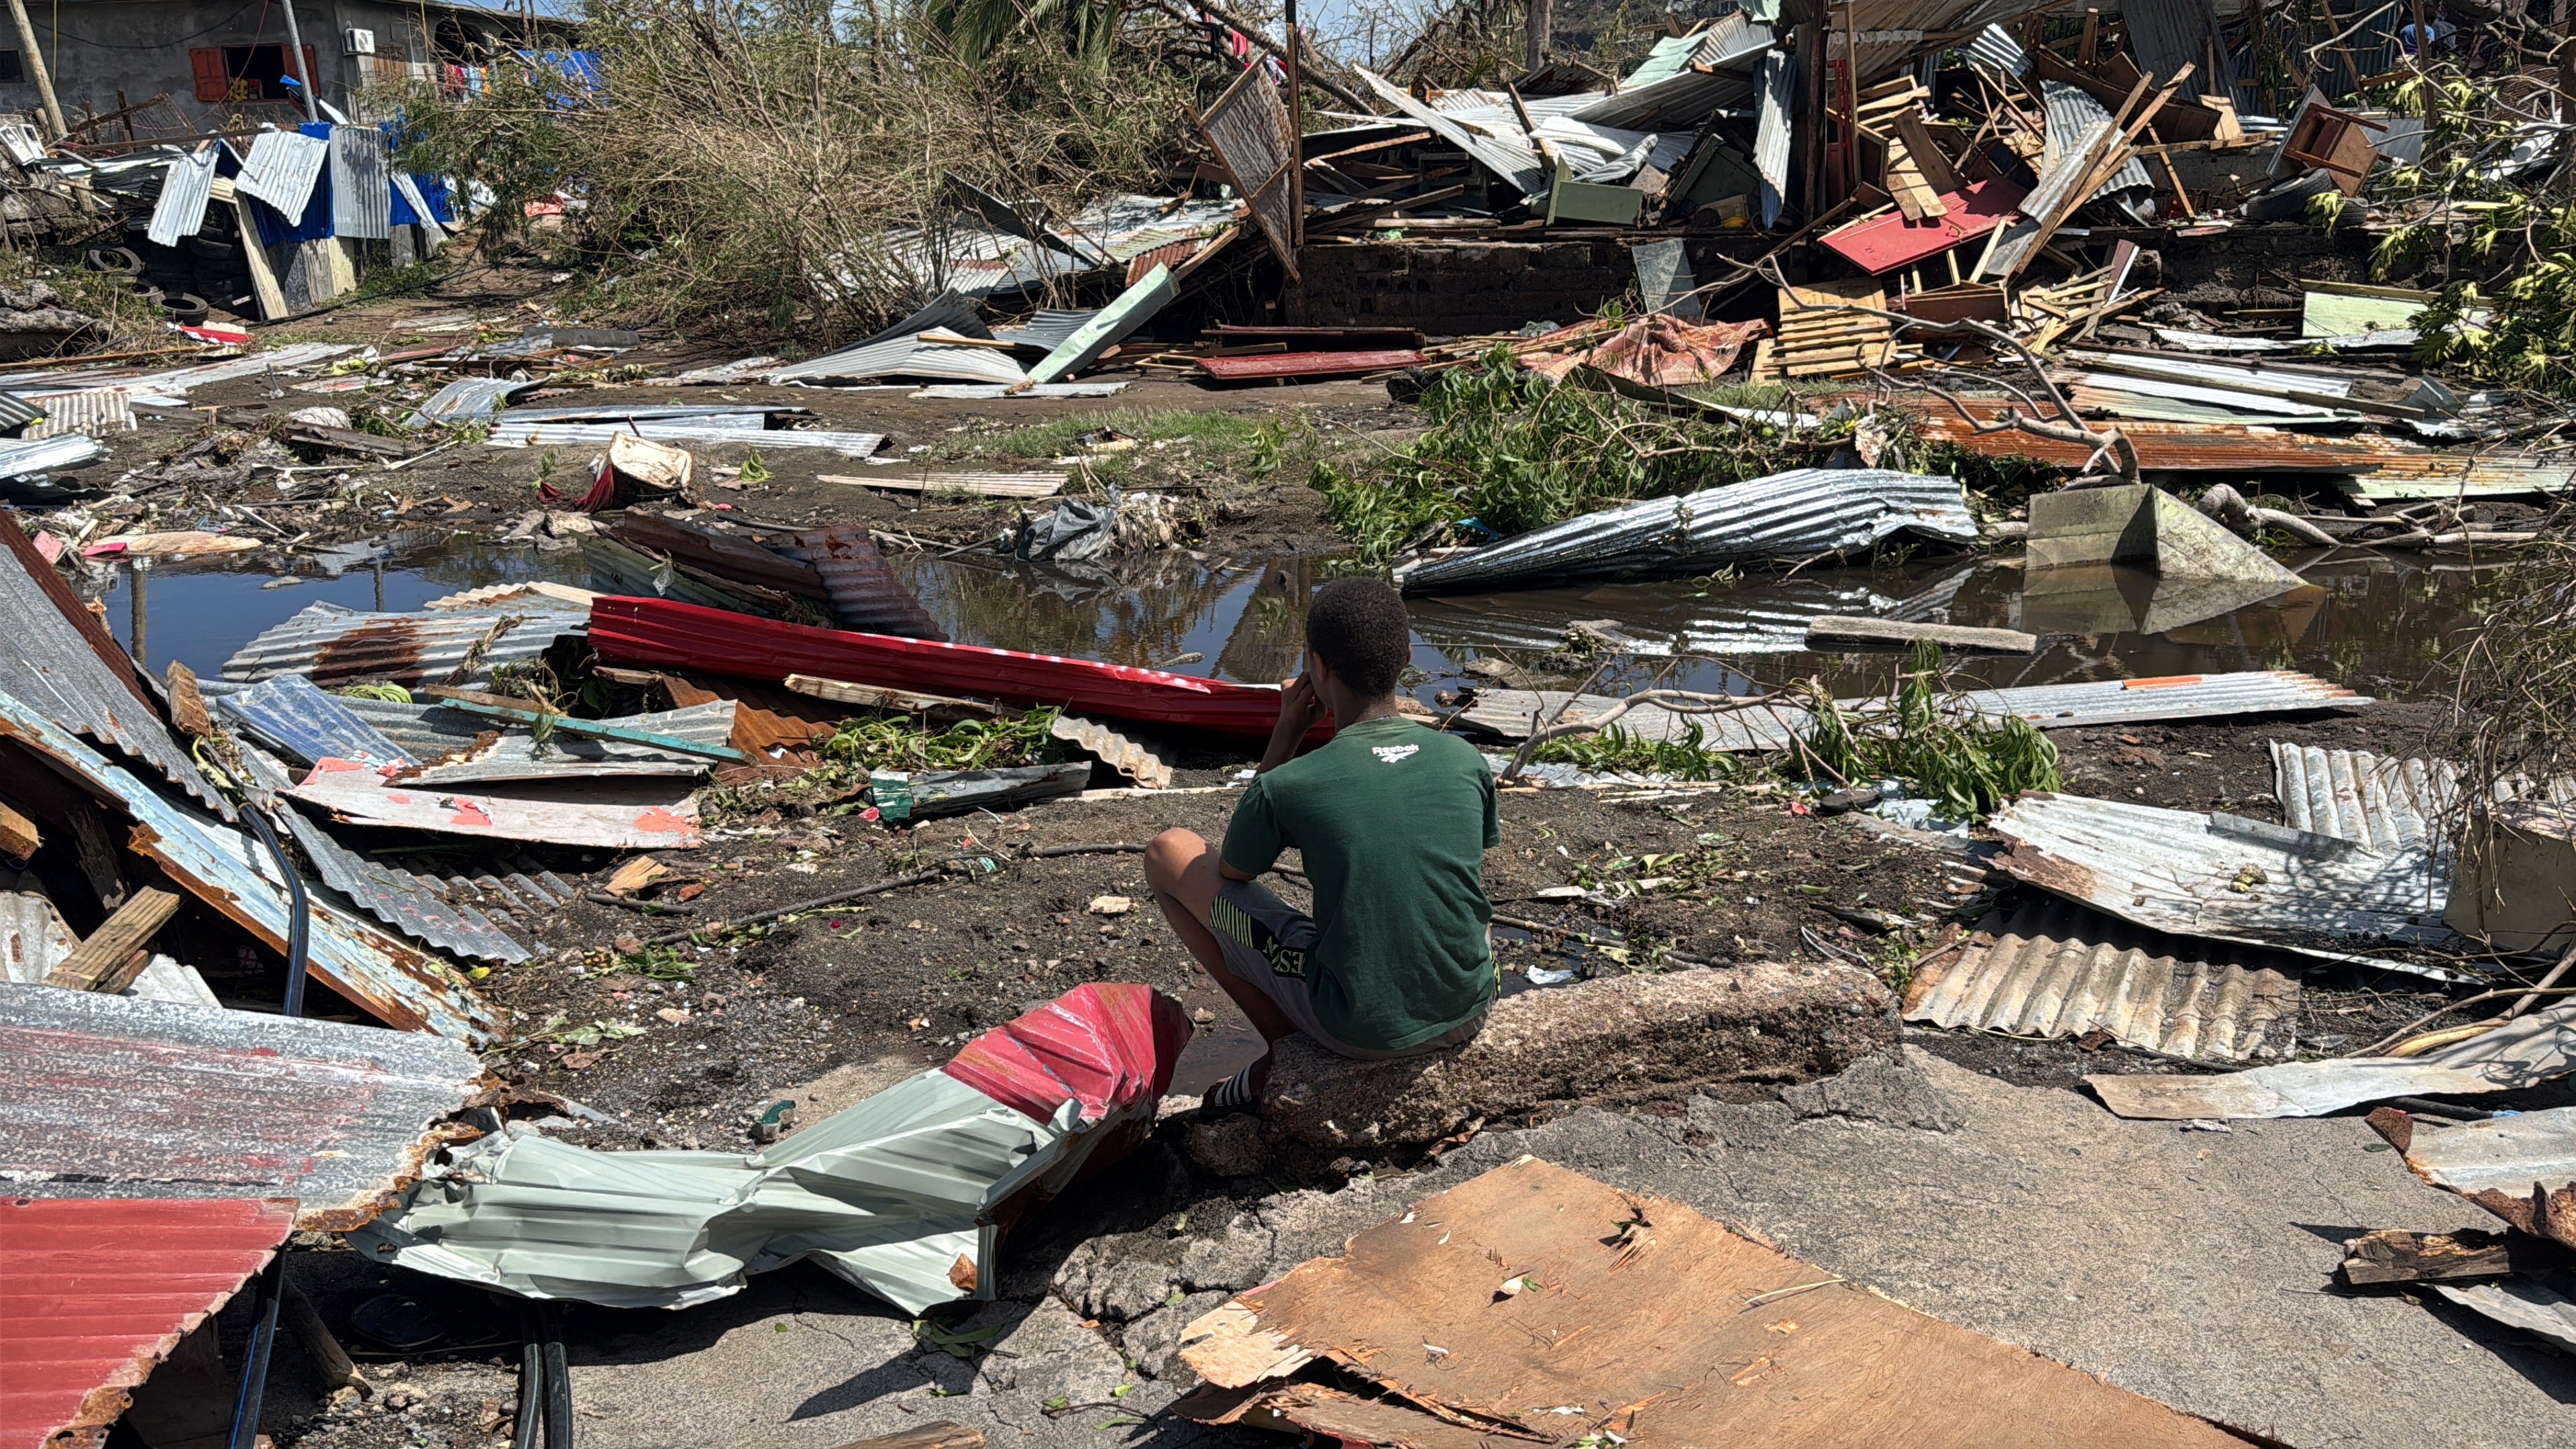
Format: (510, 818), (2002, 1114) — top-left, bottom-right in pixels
(2027, 484), (2304, 591)
(1259, 962), (1898, 1150)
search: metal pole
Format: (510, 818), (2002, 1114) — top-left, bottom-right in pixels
(277, 1), (317, 120)
(4, 0), (65, 141)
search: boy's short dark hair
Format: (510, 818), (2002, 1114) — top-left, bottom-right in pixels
(1306, 577), (1411, 698)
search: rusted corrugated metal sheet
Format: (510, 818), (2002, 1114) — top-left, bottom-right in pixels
(1989, 792), (2459, 971)
(0, 687), (501, 1040)
(0, 985), (487, 1224)
(1906, 899), (2301, 1061)
(761, 527), (948, 640)
(1197, 349), (1429, 381)
(221, 601), (591, 688)
(0, 515), (229, 814)
(1460, 669), (2369, 749)
(2399, 1106), (2576, 1252)
(0, 1196), (295, 1449)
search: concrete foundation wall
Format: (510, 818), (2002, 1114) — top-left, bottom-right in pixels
(1289, 239), (1635, 335)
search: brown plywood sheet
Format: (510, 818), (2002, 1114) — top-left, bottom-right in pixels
(1179, 1157), (2249, 1447)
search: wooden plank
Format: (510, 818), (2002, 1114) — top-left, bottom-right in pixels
(2340, 1228), (2522, 1284)
(233, 195), (288, 321)
(0, 797), (36, 860)
(44, 886), (180, 991)
(1807, 616), (2038, 654)
(784, 674), (1004, 720)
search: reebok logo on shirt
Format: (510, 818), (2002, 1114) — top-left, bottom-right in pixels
(1371, 744), (1421, 764)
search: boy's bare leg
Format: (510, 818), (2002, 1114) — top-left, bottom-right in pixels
(1144, 828), (1293, 1095)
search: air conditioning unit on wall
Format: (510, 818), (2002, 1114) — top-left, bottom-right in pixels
(344, 28), (376, 56)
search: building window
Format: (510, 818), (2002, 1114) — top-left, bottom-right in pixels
(0, 50), (22, 85)
(190, 44), (319, 103)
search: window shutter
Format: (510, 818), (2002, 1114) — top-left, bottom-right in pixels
(191, 48), (229, 103)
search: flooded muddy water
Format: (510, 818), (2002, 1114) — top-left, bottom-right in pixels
(96, 532), (2502, 706)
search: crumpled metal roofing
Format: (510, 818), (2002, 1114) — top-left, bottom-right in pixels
(2400, 1104), (2576, 1251)
(1990, 792), (2456, 964)
(352, 983), (1185, 1314)
(1966, 22), (2031, 74)
(122, 342), (361, 405)
(0, 688), (500, 1040)
(221, 600), (592, 688)
(328, 124), (392, 240)
(767, 331), (1026, 386)
(235, 127), (329, 217)
(367, 698), (739, 785)
(0, 984), (488, 1224)
(1359, 66), (1546, 197)
(1906, 899), (2301, 1061)
(2435, 1280), (2576, 1353)
(1395, 469), (1977, 593)
(488, 421), (887, 456)
(0, 520), (229, 812)
(762, 528), (950, 639)
(413, 376), (538, 423)
(991, 309), (1099, 352)
(144, 143), (217, 247)
(2087, 1002), (2576, 1120)
(1, 1196), (296, 1449)
(497, 403), (786, 427)
(219, 671), (419, 768)
(1566, 12), (1772, 130)
(1755, 50), (1794, 227)
(2043, 82), (2154, 221)
(1460, 669), (2371, 751)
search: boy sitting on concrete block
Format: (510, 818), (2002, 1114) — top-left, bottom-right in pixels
(1144, 577), (1498, 1112)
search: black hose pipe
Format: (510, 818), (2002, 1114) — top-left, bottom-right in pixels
(242, 806), (309, 1018)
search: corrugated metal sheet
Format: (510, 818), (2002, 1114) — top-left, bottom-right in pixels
(991, 309), (1099, 352)
(1198, 349), (1428, 380)
(0, 1196), (296, 1449)
(768, 331), (1027, 386)
(590, 596), (1303, 739)
(122, 342), (360, 405)
(2127, 0), (2237, 100)
(1906, 899), (2301, 1061)
(584, 534), (800, 620)
(0, 431), (107, 478)
(2435, 1281), (2576, 1353)
(22, 386), (136, 438)
(763, 528), (949, 639)
(351, 983), (1184, 1316)
(415, 376), (538, 423)
(1459, 669), (2369, 749)
(1395, 469), (1976, 594)
(647, 355), (783, 386)
(220, 601), (592, 688)
(2088, 1001), (2576, 1119)
(488, 421), (887, 456)
(1199, 64), (1297, 271)
(218, 670), (419, 768)
(1026, 265), (1177, 385)
(1990, 792), (2456, 966)
(0, 689), (500, 1040)
(1752, 52), (1792, 227)
(1566, 13), (1771, 131)
(329, 124), (393, 240)
(144, 142), (217, 247)
(393, 700), (739, 785)
(0, 983), (488, 1220)
(498, 403), (787, 427)
(0, 523), (229, 813)
(2272, 741), (2453, 852)
(2400, 1105), (2576, 1250)
(0, 387), (42, 434)
(2043, 82), (2153, 219)
(1358, 66), (1546, 197)
(1051, 713), (1172, 789)
(235, 127), (330, 217)
(421, 581), (599, 612)
(1966, 22), (2030, 74)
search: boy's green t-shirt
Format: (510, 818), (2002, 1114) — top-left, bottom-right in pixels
(1220, 714), (1501, 1051)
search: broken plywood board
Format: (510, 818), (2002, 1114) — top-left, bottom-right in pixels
(1177, 1157), (2251, 1446)
(287, 758), (702, 849)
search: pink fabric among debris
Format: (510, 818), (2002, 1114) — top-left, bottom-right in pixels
(1524, 315), (1771, 387)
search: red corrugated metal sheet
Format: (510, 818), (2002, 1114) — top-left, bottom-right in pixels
(1197, 348), (1429, 381)
(1, 1196), (294, 1449)
(1822, 178), (2027, 274)
(588, 596), (1305, 739)
(944, 982), (1189, 1123)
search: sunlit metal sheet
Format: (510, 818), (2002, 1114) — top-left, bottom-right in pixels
(990, 309), (1099, 352)
(1459, 669), (2371, 750)
(415, 376), (537, 423)
(389, 700), (738, 785)
(2400, 1106), (2576, 1251)
(0, 689), (501, 1040)
(912, 382), (1128, 400)
(488, 421), (886, 455)
(2043, 82), (2153, 219)
(2087, 1002), (2576, 1119)
(144, 143), (217, 246)
(1026, 266), (1176, 385)
(0, 521), (228, 812)
(219, 670), (418, 768)
(234, 127), (329, 217)
(221, 600), (592, 688)
(0, 431), (107, 478)
(2271, 741), (2453, 853)
(767, 332), (1026, 386)
(23, 386), (136, 438)
(122, 341), (361, 405)
(1905, 898), (2301, 1061)
(0, 983), (488, 1222)
(329, 125), (393, 239)
(1359, 66), (1546, 197)
(2435, 1281), (2576, 1352)
(0, 1197), (294, 1449)
(1966, 22), (2031, 74)
(1052, 713), (1172, 789)
(1566, 12), (1770, 130)
(497, 403), (789, 427)
(1989, 792), (2456, 964)
(1395, 469), (1977, 594)
(1199, 64), (1297, 272)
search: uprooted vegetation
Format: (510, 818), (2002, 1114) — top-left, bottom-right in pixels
(1799, 641), (2064, 820)
(1314, 351), (1864, 564)
(389, 0), (1222, 341)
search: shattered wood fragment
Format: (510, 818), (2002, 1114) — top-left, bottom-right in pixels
(0, 796), (35, 860)
(2339, 1228), (2522, 1285)
(44, 886), (182, 993)
(785, 674), (1003, 719)
(826, 1426), (984, 1449)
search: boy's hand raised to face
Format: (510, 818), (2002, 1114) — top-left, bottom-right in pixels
(1259, 674), (1330, 773)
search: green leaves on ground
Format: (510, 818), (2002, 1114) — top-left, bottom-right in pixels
(1797, 641), (2061, 820)
(819, 707), (1063, 774)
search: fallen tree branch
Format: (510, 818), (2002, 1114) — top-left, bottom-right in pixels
(1498, 688), (1778, 784)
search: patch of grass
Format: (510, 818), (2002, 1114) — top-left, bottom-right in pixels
(602, 944), (696, 979)
(355, 257), (450, 302)
(1536, 722), (1741, 781)
(942, 408), (1273, 462)
(818, 707), (1063, 774)
(1799, 641), (2062, 820)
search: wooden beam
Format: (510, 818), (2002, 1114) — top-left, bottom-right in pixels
(45, 886), (180, 993)
(784, 674), (1004, 720)
(0, 797), (36, 861)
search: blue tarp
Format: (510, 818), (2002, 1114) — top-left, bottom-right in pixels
(244, 121), (451, 244)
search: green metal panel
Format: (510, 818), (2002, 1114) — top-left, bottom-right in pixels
(1027, 264), (1177, 384)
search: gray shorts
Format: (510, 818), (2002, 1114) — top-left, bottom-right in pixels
(1207, 877), (1485, 1061)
